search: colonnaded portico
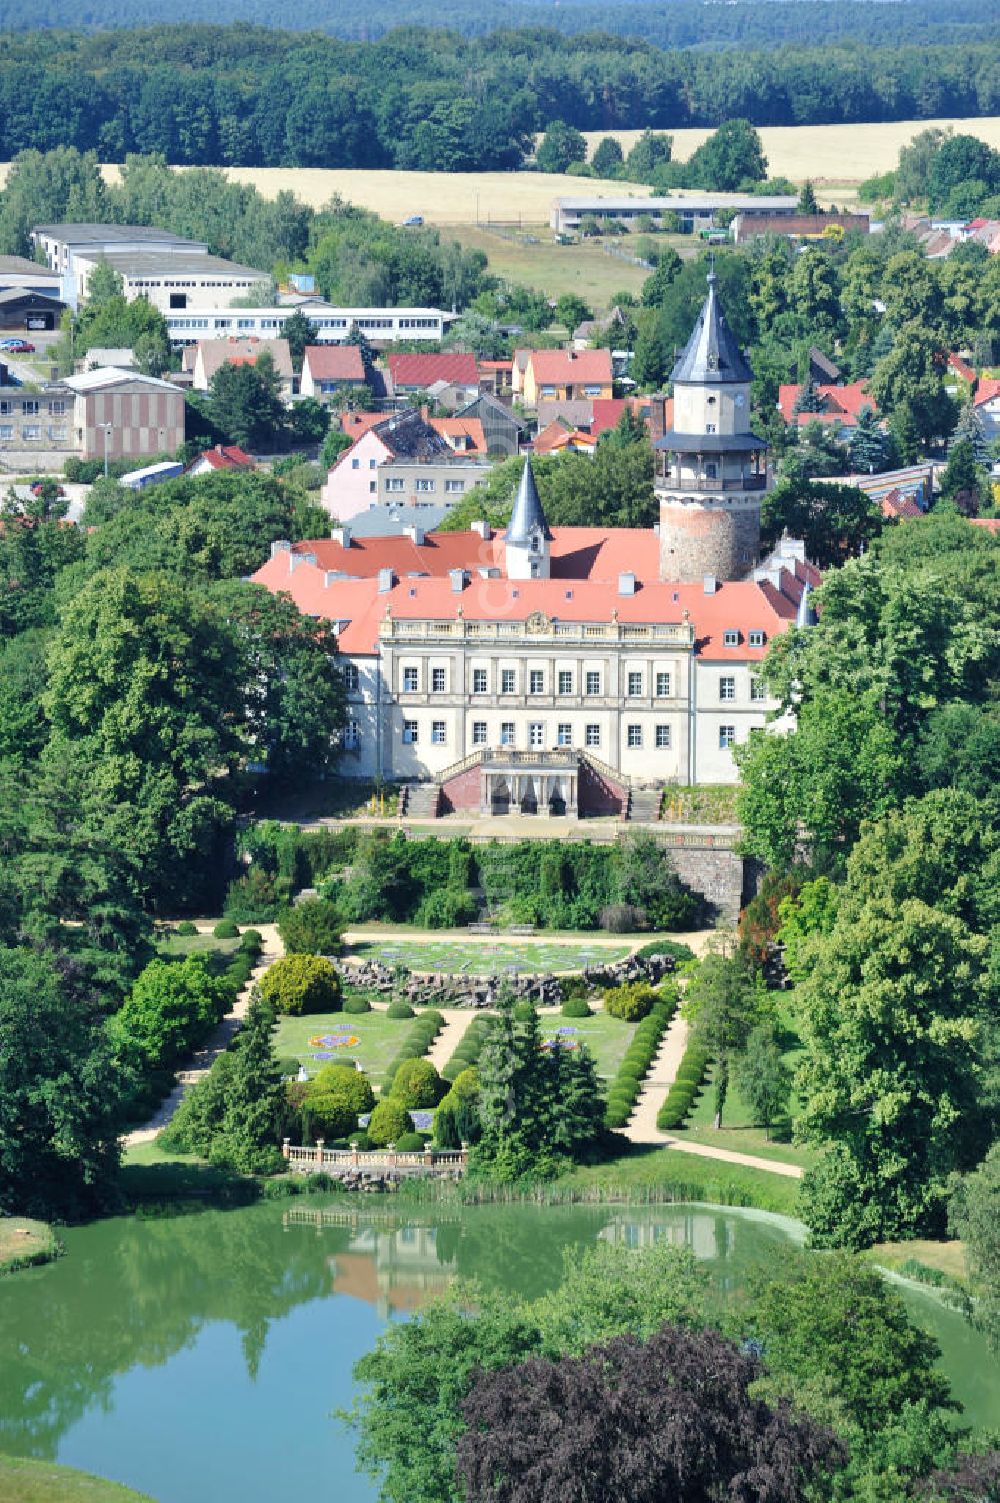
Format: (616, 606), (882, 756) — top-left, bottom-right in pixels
(433, 747), (629, 819)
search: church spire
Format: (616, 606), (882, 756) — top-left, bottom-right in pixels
(506, 458), (552, 544)
(670, 266), (753, 386)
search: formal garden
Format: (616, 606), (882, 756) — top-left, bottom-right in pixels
(349, 937), (633, 974)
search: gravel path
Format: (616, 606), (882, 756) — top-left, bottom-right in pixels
(425, 1011), (477, 1073)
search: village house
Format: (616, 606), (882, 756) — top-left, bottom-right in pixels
(777, 380), (877, 436)
(300, 344), (368, 401)
(513, 348), (614, 410)
(185, 444), (256, 477)
(453, 392), (524, 457)
(185, 338), (294, 399)
(731, 211), (870, 245)
(387, 353), (480, 405)
(974, 378), (1000, 442)
(320, 408), (492, 522)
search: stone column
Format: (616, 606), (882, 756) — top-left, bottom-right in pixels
(315, 1138), (325, 1168)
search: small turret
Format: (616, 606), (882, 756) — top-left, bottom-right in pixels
(505, 459), (551, 579)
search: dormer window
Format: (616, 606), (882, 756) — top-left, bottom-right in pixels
(723, 629), (740, 647)
(748, 629), (765, 648)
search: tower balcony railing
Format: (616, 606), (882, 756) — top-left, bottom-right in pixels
(655, 472), (768, 494)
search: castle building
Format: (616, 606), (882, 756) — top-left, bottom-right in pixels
(252, 276), (815, 813)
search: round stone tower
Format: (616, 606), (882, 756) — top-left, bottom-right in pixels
(656, 270), (769, 583)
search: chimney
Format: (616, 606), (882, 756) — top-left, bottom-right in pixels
(404, 525), (425, 545)
(329, 525), (351, 548)
(618, 571), (636, 596)
(449, 568), (467, 593)
(703, 576), (717, 595)
(270, 539), (292, 559)
(471, 519), (492, 540)
(377, 567), (395, 593)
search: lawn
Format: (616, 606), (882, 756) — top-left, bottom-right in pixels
(867, 1239), (969, 1285)
(0, 1457), (152, 1502)
(541, 1011), (637, 1081)
(155, 933), (241, 963)
(272, 1007), (419, 1083)
(448, 224), (676, 309)
(349, 938), (630, 974)
(544, 1143), (803, 1218)
(667, 1034), (817, 1171)
(0, 1217), (59, 1275)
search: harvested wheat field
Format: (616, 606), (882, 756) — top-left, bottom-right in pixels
(582, 116), (1000, 188)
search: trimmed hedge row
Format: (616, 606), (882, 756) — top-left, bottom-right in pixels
(440, 1014), (496, 1083)
(382, 1009), (445, 1094)
(656, 1038), (711, 1130)
(604, 985), (678, 1130)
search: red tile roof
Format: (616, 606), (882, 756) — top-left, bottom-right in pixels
(590, 398), (627, 435)
(194, 444), (255, 471)
(880, 488), (923, 520)
(974, 378), (1000, 409)
(528, 348), (613, 386)
(303, 345), (366, 382)
(251, 529), (817, 657)
(340, 411), (387, 439)
(947, 353), (977, 383)
(429, 417), (487, 454)
(778, 381), (876, 426)
(387, 353), (479, 390)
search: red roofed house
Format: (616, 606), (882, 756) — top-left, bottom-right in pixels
(252, 274), (817, 808)
(974, 377), (1000, 442)
(777, 381), (877, 434)
(189, 337), (294, 399)
(300, 344), (368, 401)
(520, 348), (613, 409)
(321, 407), (492, 523)
(387, 353), (480, 403)
(186, 444), (256, 476)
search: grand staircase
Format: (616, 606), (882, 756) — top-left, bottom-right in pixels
(627, 786), (663, 823)
(400, 782), (441, 818)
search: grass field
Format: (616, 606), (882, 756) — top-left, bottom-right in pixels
(449, 223), (673, 305)
(868, 1239), (968, 1284)
(542, 1012), (637, 1080)
(0, 1217), (59, 1275)
(155, 933), (241, 961)
(0, 1456), (153, 1503)
(272, 1007), (417, 1083)
(349, 938), (630, 973)
(540, 1143), (803, 1217)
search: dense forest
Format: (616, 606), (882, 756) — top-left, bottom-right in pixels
(4, 0), (998, 49)
(0, 26), (998, 170)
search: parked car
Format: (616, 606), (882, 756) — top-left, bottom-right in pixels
(401, 214), (424, 227)
(0, 338), (35, 353)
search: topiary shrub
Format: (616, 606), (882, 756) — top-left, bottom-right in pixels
(394, 1131), (426, 1152)
(350, 1130), (371, 1150)
(175, 920), (198, 936)
(562, 997), (592, 1018)
(214, 919), (240, 939)
(390, 1057), (445, 1109)
(278, 897), (343, 956)
(343, 994), (371, 1014)
(257, 954), (341, 1016)
(367, 1097), (412, 1147)
(604, 981), (657, 1022)
(240, 928), (264, 956)
(386, 1000), (415, 1019)
(634, 939), (695, 965)
(513, 1000), (536, 1022)
(310, 1063), (375, 1116)
(304, 1091), (358, 1141)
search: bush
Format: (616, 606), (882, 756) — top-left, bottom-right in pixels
(310, 1063), (375, 1115)
(602, 982), (677, 1131)
(224, 867), (288, 923)
(386, 1000), (415, 1019)
(278, 897), (343, 956)
(350, 1130), (371, 1149)
(513, 1000), (536, 1022)
(175, 920), (198, 936)
(394, 1131), (426, 1152)
(304, 1091), (358, 1141)
(214, 919), (240, 939)
(390, 1057), (445, 1109)
(240, 928), (263, 956)
(383, 1010), (445, 1089)
(276, 1056), (301, 1077)
(562, 997), (592, 1018)
(604, 982), (657, 1022)
(656, 1040), (709, 1130)
(634, 939), (695, 965)
(343, 995), (371, 1014)
(367, 1098), (412, 1147)
(256, 954), (341, 1016)
(415, 887), (478, 929)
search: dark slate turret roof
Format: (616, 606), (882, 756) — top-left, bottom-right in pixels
(670, 270), (753, 386)
(507, 458), (552, 543)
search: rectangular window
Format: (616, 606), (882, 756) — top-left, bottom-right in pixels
(557, 723), (572, 747)
(655, 724), (671, 748)
(431, 720), (446, 745)
(750, 677), (767, 702)
(723, 629), (740, 647)
(416, 478), (435, 493)
(431, 668), (446, 693)
(0, 425), (12, 441)
(500, 722), (515, 747)
(720, 676), (736, 702)
(351, 457), (360, 470)
(343, 720), (360, 749)
(369, 480), (377, 494)
(343, 664), (359, 692)
(585, 671), (600, 696)
(369, 458), (377, 469)
(22, 425), (40, 440)
(626, 724), (642, 748)
(403, 719), (418, 744)
(719, 724), (736, 749)
(558, 670), (573, 694)
(402, 667), (418, 692)
(472, 668), (487, 694)
(21, 401), (39, 416)
(444, 480), (465, 494)
(48, 401), (66, 416)
(48, 427), (67, 442)
(748, 629), (765, 648)
(585, 723), (601, 748)
(655, 671), (671, 697)
(528, 722), (544, 748)
(385, 478), (404, 492)
(627, 671), (643, 696)
(472, 721), (487, 746)
(0, 402), (11, 416)
(501, 669), (516, 694)
(529, 669), (544, 695)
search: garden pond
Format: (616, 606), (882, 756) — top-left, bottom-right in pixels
(1, 1198), (997, 1503)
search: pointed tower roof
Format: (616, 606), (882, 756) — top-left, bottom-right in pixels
(506, 458), (552, 543)
(796, 580), (818, 628)
(670, 269), (753, 386)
